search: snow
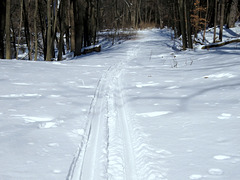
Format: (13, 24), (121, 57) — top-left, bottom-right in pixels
(1, 25), (240, 180)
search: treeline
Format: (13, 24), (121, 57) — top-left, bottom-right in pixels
(176, 0), (239, 50)
(0, 0), (239, 60)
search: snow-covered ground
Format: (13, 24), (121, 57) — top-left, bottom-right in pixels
(0, 25), (240, 180)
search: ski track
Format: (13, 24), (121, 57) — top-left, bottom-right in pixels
(66, 44), (140, 180)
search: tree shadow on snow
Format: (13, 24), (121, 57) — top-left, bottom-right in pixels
(125, 81), (240, 113)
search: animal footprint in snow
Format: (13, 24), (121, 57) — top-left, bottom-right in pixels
(217, 113), (231, 120)
(208, 168), (223, 175)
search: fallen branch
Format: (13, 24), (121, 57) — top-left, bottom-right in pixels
(201, 38), (240, 49)
(82, 45), (101, 54)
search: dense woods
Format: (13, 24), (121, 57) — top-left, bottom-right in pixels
(0, 0), (239, 60)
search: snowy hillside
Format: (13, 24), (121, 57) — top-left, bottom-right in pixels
(0, 26), (240, 180)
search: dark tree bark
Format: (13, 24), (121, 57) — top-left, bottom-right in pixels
(65, 0), (70, 51)
(11, 19), (17, 58)
(16, 0), (23, 60)
(89, 0), (97, 45)
(5, 0), (11, 59)
(73, 0), (85, 56)
(178, 0), (187, 50)
(23, 0), (32, 60)
(219, 0), (225, 41)
(46, 0), (58, 61)
(185, 0), (193, 49)
(213, 0), (218, 43)
(70, 0), (75, 52)
(46, 0), (53, 61)
(38, 1), (47, 60)
(58, 0), (66, 61)
(227, 0), (238, 28)
(131, 0), (137, 28)
(83, 0), (90, 47)
(34, 0), (38, 61)
(203, 0), (209, 42)
(0, 0), (6, 59)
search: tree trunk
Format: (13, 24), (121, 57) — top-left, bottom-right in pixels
(73, 0), (84, 56)
(65, 0), (70, 51)
(70, 0), (75, 52)
(203, 0), (209, 42)
(11, 19), (17, 58)
(38, 1), (47, 60)
(0, 0), (6, 59)
(16, 0), (23, 60)
(83, 0), (90, 47)
(5, 0), (11, 59)
(174, 0), (181, 37)
(46, 0), (52, 61)
(178, 0), (187, 50)
(46, 0), (57, 61)
(58, 0), (66, 61)
(137, 0), (142, 27)
(90, 0), (97, 45)
(157, 0), (163, 28)
(185, 0), (193, 49)
(34, 0), (38, 60)
(213, 0), (218, 43)
(227, 0), (238, 28)
(131, 0), (137, 28)
(219, 0), (225, 42)
(23, 0), (32, 60)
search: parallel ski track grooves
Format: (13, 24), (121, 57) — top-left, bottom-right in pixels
(106, 62), (138, 180)
(66, 66), (111, 180)
(115, 67), (138, 180)
(66, 45), (139, 180)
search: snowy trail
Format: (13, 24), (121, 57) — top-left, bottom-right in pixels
(2, 28), (240, 180)
(67, 44), (140, 180)
(66, 66), (111, 180)
(106, 58), (138, 180)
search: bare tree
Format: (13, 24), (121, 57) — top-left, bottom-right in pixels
(5, 0), (11, 59)
(16, 0), (23, 60)
(203, 0), (209, 42)
(178, 0), (187, 49)
(213, 0), (218, 43)
(73, 0), (85, 56)
(219, 0), (225, 41)
(46, 0), (58, 61)
(58, 0), (66, 61)
(0, 0), (6, 59)
(23, 0), (32, 60)
(2, 0), (240, 61)
(34, 0), (38, 60)
(185, 0), (193, 48)
(227, 0), (238, 28)
(70, 0), (75, 52)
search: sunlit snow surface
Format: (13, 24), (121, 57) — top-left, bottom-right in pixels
(1, 25), (240, 180)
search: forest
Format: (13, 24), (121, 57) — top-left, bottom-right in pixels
(0, 0), (239, 61)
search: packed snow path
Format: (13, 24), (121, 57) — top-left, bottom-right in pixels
(67, 44), (140, 180)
